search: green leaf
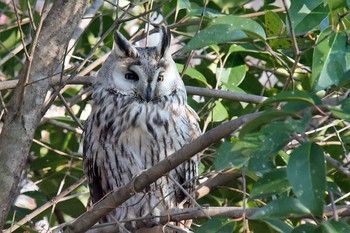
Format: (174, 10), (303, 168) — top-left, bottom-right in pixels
(327, 181), (342, 196)
(211, 16), (266, 40)
(220, 64), (247, 91)
(250, 168), (290, 199)
(340, 97), (350, 112)
(208, 100), (229, 122)
(175, 0), (191, 20)
(330, 98), (350, 121)
(264, 219), (294, 233)
(327, 0), (348, 10)
(251, 197), (311, 219)
(239, 110), (295, 137)
(30, 152), (69, 171)
(188, 7), (225, 18)
(176, 63), (210, 87)
(291, 223), (318, 233)
(57, 198), (86, 218)
(265, 11), (284, 37)
(259, 91), (321, 109)
(289, 0), (329, 34)
(184, 24), (247, 53)
(215, 141), (250, 170)
(248, 130), (290, 172)
(195, 217), (235, 233)
(265, 11), (293, 49)
(329, 107), (350, 122)
(177, 0), (191, 9)
(322, 219), (350, 233)
(228, 44), (268, 54)
(183, 15), (265, 52)
(287, 142), (326, 217)
(311, 28), (350, 91)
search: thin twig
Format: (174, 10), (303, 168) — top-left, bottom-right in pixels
(12, 0), (30, 59)
(282, 0), (301, 91)
(26, 0), (37, 31)
(14, 0), (50, 115)
(168, 176), (211, 220)
(242, 167), (249, 233)
(0, 18), (30, 33)
(4, 177), (87, 233)
(33, 139), (73, 158)
(41, 117), (83, 134)
(180, 0), (208, 78)
(57, 92), (84, 130)
(325, 156), (350, 178)
(0, 37), (31, 66)
(328, 190), (339, 221)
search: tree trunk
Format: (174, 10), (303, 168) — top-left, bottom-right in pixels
(0, 0), (88, 228)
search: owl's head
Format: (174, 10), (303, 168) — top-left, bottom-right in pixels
(96, 26), (185, 103)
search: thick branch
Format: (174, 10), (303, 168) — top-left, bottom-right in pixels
(0, 76), (266, 104)
(0, 0), (88, 227)
(85, 205), (350, 233)
(60, 113), (261, 233)
(2, 76), (347, 105)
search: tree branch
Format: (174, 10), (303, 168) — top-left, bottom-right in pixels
(58, 113), (261, 233)
(195, 170), (240, 200)
(2, 75), (348, 106)
(85, 205), (350, 233)
(0, 76), (267, 104)
(0, 0), (89, 227)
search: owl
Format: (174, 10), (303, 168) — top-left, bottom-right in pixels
(83, 26), (201, 232)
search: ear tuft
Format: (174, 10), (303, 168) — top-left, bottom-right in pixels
(157, 25), (171, 58)
(114, 31), (139, 58)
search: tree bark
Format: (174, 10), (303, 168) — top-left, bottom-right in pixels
(0, 0), (88, 228)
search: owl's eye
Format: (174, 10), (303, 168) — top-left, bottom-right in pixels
(158, 73), (164, 82)
(125, 72), (139, 81)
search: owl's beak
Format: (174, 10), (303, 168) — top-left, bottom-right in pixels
(146, 85), (152, 102)
(142, 84), (155, 102)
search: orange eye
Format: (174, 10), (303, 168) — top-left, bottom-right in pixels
(158, 74), (164, 82)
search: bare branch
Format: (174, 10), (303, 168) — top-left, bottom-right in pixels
(85, 205), (350, 233)
(326, 156), (350, 178)
(195, 171), (240, 199)
(0, 76), (267, 104)
(186, 86), (266, 104)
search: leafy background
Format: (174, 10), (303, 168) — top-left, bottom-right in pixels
(1, 0), (350, 232)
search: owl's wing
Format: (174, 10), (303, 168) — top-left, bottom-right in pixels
(83, 119), (107, 205)
(173, 105), (201, 204)
(185, 104), (201, 139)
(85, 155), (105, 204)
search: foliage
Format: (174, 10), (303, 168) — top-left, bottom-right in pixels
(1, 0), (350, 232)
